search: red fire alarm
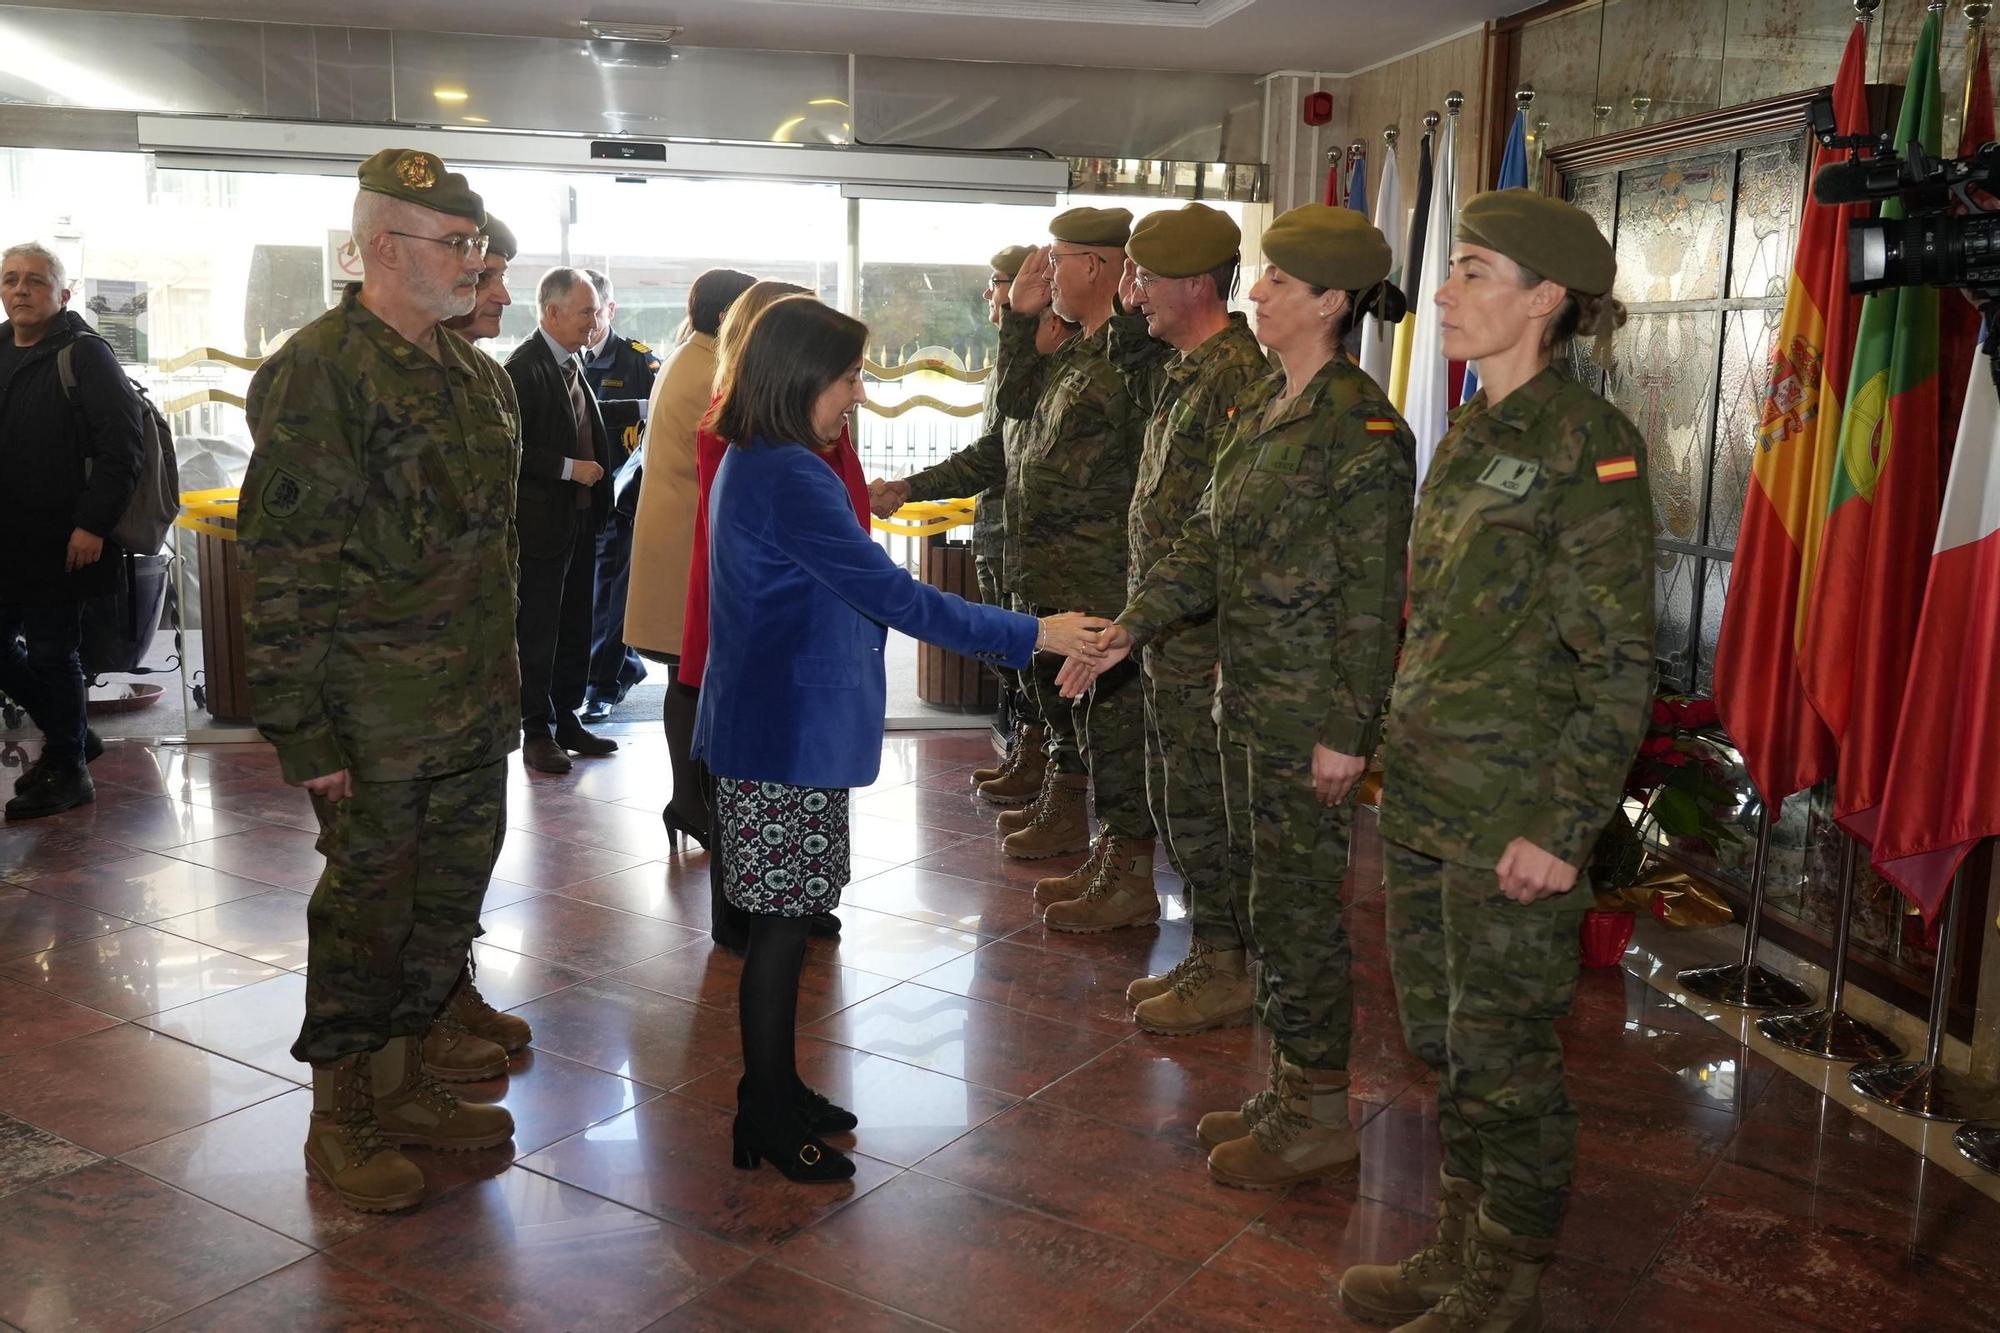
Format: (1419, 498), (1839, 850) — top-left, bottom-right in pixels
(1302, 90), (1334, 126)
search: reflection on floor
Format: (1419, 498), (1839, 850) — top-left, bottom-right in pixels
(0, 728), (1995, 1331)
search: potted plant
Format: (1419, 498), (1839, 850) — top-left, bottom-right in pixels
(1581, 694), (1743, 966)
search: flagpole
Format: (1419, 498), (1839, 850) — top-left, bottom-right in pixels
(1848, 863), (2000, 1118)
(1678, 803), (1818, 1009)
(1756, 834), (1901, 1061)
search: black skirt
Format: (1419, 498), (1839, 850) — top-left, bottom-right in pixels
(713, 775), (851, 916)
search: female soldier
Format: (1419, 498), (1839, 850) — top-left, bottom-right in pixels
(1059, 203), (1414, 1189)
(1339, 190), (1654, 1331)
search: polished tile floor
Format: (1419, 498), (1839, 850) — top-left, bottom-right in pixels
(0, 728), (1995, 1332)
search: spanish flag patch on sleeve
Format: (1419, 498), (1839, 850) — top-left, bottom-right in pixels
(1364, 418), (1398, 434)
(1595, 455), (1638, 483)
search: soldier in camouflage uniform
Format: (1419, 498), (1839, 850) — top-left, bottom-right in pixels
(1060, 204), (1415, 1189)
(1339, 190), (1655, 1333)
(238, 150), (520, 1213)
(1043, 205), (1272, 957)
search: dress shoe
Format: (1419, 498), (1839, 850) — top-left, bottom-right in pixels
(4, 762), (93, 819)
(555, 719), (618, 756)
(808, 912), (841, 938)
(522, 735), (572, 774)
(578, 696), (615, 725)
(12, 729), (103, 795)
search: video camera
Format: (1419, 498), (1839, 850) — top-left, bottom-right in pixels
(1806, 90), (2000, 300)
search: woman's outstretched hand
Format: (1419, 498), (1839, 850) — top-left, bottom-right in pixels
(1037, 612), (1115, 662)
(1055, 623), (1134, 697)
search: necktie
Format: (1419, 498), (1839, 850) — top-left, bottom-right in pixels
(565, 358), (595, 510)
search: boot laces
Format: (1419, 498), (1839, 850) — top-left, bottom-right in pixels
(1431, 1233), (1507, 1328)
(1399, 1188), (1473, 1282)
(455, 982), (503, 1025)
(1026, 770), (1076, 828)
(409, 1063), (465, 1117)
(1165, 939), (1218, 1000)
(1247, 1060), (1311, 1154)
(333, 1055), (394, 1160)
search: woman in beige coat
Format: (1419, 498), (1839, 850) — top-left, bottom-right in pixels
(626, 268), (756, 839)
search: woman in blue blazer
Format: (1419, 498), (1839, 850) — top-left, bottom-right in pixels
(695, 295), (1107, 1181)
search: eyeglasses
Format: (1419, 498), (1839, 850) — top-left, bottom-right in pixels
(1048, 248), (1105, 267)
(385, 230), (490, 260)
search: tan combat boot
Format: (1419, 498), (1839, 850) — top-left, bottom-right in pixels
(1044, 836), (1158, 932)
(1196, 1045), (1284, 1150)
(971, 722), (1019, 785)
(1033, 832), (1108, 906)
(445, 976), (533, 1054)
(1338, 1169), (1482, 1325)
(1132, 943), (1252, 1034)
(978, 726), (1048, 807)
(1392, 1210), (1554, 1333)
(304, 1052), (425, 1212)
(372, 1035), (516, 1151)
(420, 1011), (511, 1081)
(996, 754), (1058, 831)
(1207, 1058), (1358, 1189)
(1002, 771), (1090, 858)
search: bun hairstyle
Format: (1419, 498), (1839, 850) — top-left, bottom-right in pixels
(1311, 278), (1407, 349)
(1558, 290), (1628, 369)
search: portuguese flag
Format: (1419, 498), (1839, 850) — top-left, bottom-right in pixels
(1800, 8), (1945, 842)
(1711, 17), (1869, 805)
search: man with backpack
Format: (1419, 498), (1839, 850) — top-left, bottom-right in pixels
(0, 242), (143, 820)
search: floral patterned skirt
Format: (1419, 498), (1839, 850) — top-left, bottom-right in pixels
(713, 776), (851, 916)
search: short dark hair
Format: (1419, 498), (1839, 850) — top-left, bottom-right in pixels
(713, 298), (868, 449)
(688, 268), (758, 336)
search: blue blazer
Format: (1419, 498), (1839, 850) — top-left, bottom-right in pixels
(693, 440), (1038, 789)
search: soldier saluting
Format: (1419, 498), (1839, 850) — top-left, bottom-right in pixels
(238, 149), (522, 1212)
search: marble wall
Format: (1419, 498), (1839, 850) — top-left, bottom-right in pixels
(1520, 0), (2000, 173)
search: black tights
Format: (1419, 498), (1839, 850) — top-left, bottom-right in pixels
(738, 913), (814, 1114)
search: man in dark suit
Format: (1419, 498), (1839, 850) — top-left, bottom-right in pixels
(505, 267), (618, 774)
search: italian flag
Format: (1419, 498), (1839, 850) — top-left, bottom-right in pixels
(1872, 347), (2000, 920)
(1798, 8), (1944, 843)
(1710, 17), (1868, 805)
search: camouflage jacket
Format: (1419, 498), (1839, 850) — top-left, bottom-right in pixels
(239, 289), (523, 785)
(1108, 312), (1269, 680)
(1379, 365), (1657, 870)
(1118, 357), (1414, 750)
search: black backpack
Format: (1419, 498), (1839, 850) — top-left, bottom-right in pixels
(56, 333), (181, 555)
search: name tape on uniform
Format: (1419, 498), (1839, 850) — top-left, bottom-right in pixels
(1476, 455), (1540, 498)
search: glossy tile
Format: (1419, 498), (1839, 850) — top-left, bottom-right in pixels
(0, 1023), (294, 1154)
(0, 926), (285, 1022)
(47, 797), (270, 853)
(779, 1171), (1193, 1333)
(844, 813), (975, 867)
(0, 974), (120, 1056)
(525, 799), (678, 860)
(555, 859), (716, 929)
(909, 836), (1090, 891)
(139, 966), (307, 1081)
(1607, 1276), (1821, 1332)
(1206, 1187), (1435, 1307)
(0, 819), (143, 886)
(1034, 1038), (1270, 1143)
(25, 852), (281, 926)
(612, 939), (899, 1022)
(1134, 1263), (1379, 1330)
(519, 1092), (898, 1251)
(851, 783), (1014, 838)
(183, 776), (321, 833)
(476, 893), (703, 975)
(0, 886), (128, 964)
(803, 906), (981, 982)
(170, 826), (329, 893)
(648, 1259), (937, 1332)
(804, 982), (1124, 1097)
(490, 829), (650, 892)
(1568, 1071), (1742, 1186)
(0, 1112), (99, 1200)
(839, 863), (1041, 939)
(676, 1036), (1017, 1168)
(506, 978), (740, 1089)
(464, 940), (593, 1011)
(918, 1100), (1270, 1263)
(914, 937), (1139, 1035)
(438, 1047), (661, 1160)
(0, 1159), (308, 1332)
(151, 1254), (485, 1331)
(326, 1168), (749, 1332)
(151, 891), (312, 972)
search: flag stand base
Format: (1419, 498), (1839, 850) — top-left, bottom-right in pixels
(1679, 805), (1816, 1010)
(1756, 836), (1899, 1062)
(1956, 1123), (2000, 1175)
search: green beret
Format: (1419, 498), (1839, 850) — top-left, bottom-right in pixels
(1456, 188), (1614, 296)
(989, 245), (1034, 279)
(1049, 206), (1132, 248)
(1126, 203), (1241, 279)
(1261, 204), (1391, 291)
(356, 148), (484, 225)
(480, 213), (518, 262)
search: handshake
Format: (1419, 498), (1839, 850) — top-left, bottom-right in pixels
(867, 477), (910, 519)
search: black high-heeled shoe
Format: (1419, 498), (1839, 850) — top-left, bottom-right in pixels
(736, 1075), (857, 1135)
(731, 1110), (855, 1182)
(662, 804), (710, 856)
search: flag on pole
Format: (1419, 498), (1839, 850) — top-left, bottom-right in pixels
(1346, 151), (1368, 219)
(1711, 17), (1871, 807)
(1461, 107), (1531, 407)
(1389, 126), (1434, 412)
(1800, 8), (1945, 842)
(1939, 20), (1993, 436)
(1359, 143), (1403, 392)
(1872, 344), (2000, 919)
(1405, 107), (1460, 488)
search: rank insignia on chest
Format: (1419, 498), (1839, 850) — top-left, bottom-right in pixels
(1256, 441), (1305, 472)
(1595, 455), (1639, 483)
(1475, 454), (1540, 497)
(1364, 418), (1397, 434)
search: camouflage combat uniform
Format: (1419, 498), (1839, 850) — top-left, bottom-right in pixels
(1378, 365), (1656, 1239)
(990, 308), (1167, 836)
(1118, 357), (1414, 1068)
(239, 287), (523, 1066)
(1109, 312), (1269, 949)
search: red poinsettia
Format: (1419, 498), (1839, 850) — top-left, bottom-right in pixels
(1602, 693), (1743, 883)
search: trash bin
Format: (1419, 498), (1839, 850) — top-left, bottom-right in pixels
(917, 533), (999, 710)
(195, 527), (254, 724)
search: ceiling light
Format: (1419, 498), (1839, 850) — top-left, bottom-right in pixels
(581, 21), (683, 43)
(433, 87), (469, 103)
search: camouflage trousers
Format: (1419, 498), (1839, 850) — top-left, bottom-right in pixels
(1143, 654), (1239, 950)
(1220, 735), (1353, 1069)
(1024, 604), (1087, 776)
(1381, 839), (1587, 1240)
(292, 760), (509, 1064)
(975, 572), (1035, 729)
